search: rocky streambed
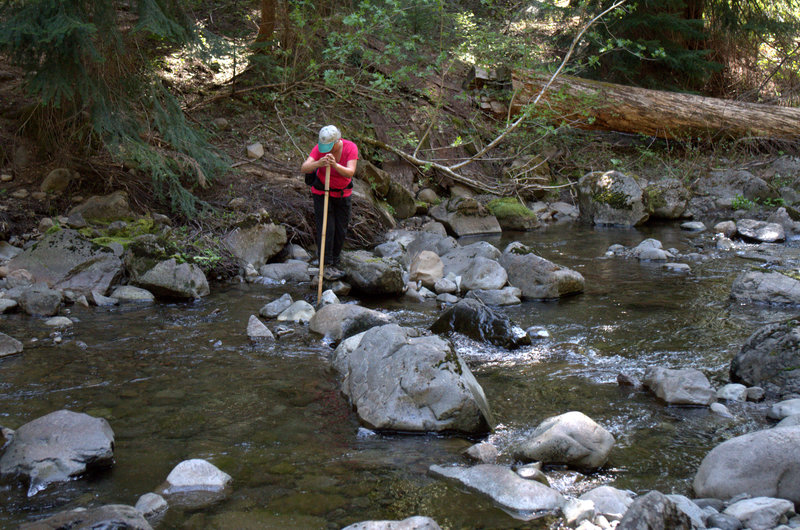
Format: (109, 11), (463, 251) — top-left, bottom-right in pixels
(3, 215), (800, 529)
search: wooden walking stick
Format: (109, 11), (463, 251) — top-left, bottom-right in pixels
(316, 164), (331, 304)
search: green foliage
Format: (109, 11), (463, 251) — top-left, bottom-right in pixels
(550, 0), (800, 92)
(0, 0), (228, 218)
(731, 194), (756, 210)
(487, 197), (536, 218)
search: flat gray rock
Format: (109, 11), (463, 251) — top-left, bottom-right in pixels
(0, 410), (114, 496)
(644, 366), (715, 406)
(429, 464), (564, 519)
(724, 497), (795, 530)
(0, 332), (23, 357)
(110, 285), (155, 302)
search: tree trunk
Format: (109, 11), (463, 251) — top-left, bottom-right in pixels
(507, 70), (800, 140)
(256, 0), (276, 43)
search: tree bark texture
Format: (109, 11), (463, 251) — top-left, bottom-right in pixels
(509, 70), (800, 140)
(256, 0), (276, 43)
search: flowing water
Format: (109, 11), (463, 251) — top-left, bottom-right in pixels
(0, 223), (793, 528)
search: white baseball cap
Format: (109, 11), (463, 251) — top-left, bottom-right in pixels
(317, 125), (341, 153)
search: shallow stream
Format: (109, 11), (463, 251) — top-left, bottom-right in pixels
(0, 223), (793, 528)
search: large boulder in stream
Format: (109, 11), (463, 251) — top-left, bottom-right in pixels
(133, 258), (209, 299)
(4, 229), (122, 295)
(499, 242), (584, 299)
(19, 505), (152, 530)
(440, 241), (502, 277)
(124, 235), (210, 299)
(730, 271), (800, 306)
(332, 324), (493, 433)
(430, 298), (530, 349)
(223, 220), (287, 269)
(339, 250), (404, 296)
(309, 303), (394, 342)
(5, 283), (63, 316)
(644, 366), (715, 406)
(511, 411), (615, 470)
(0, 410), (115, 496)
(428, 464), (564, 518)
(731, 317), (800, 397)
(577, 170), (649, 227)
(644, 178), (690, 219)
(430, 197), (502, 237)
(693, 426), (800, 506)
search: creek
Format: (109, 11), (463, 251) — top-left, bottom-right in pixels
(0, 223), (792, 528)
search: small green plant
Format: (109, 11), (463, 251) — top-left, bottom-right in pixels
(731, 194), (756, 210)
(762, 197), (786, 208)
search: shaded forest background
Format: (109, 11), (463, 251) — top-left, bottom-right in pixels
(0, 0), (798, 247)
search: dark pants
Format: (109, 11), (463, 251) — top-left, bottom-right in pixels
(313, 193), (351, 267)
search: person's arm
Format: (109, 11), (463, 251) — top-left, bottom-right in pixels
(300, 154), (329, 174)
(332, 158), (357, 179)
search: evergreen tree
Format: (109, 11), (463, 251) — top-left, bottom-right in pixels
(561, 0), (800, 93)
(0, 0), (228, 216)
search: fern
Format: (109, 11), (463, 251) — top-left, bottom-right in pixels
(0, 0), (227, 218)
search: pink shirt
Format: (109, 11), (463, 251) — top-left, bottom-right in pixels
(309, 139), (358, 198)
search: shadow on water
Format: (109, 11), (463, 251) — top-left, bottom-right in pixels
(0, 222), (787, 528)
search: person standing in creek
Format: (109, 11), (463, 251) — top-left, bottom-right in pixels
(301, 125), (359, 280)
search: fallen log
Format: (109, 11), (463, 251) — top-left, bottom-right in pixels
(504, 70), (800, 140)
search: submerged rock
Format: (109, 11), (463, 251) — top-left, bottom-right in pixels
(429, 464), (564, 518)
(342, 516), (442, 530)
(19, 505), (151, 530)
(0, 410), (114, 496)
(332, 324), (493, 433)
(429, 298), (530, 349)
